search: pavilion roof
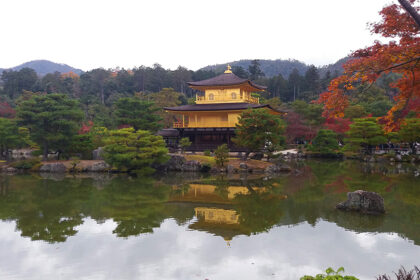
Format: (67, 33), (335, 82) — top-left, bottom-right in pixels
(187, 72), (266, 91)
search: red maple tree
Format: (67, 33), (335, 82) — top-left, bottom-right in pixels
(0, 102), (16, 118)
(285, 112), (317, 143)
(317, 0), (420, 132)
(323, 117), (352, 141)
(79, 121), (94, 134)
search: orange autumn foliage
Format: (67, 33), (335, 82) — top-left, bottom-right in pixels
(317, 1), (420, 132)
(61, 71), (79, 79)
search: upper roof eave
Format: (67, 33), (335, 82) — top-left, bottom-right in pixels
(187, 72), (266, 91)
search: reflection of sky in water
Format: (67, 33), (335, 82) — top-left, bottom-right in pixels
(0, 218), (419, 280)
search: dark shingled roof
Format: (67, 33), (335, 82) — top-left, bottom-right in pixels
(164, 103), (284, 113)
(187, 72), (266, 90)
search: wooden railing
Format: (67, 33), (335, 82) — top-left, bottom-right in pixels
(196, 96), (205, 102)
(173, 121), (185, 128)
(245, 96), (259, 103)
(173, 120), (190, 128)
(195, 95), (259, 104)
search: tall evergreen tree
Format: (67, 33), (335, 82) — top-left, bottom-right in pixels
(304, 65), (320, 92)
(267, 74), (287, 99)
(0, 118), (26, 159)
(17, 93), (83, 159)
(232, 66), (249, 79)
(150, 88), (182, 128)
(115, 97), (162, 132)
(1, 68), (38, 99)
(248, 60), (265, 80)
(233, 109), (285, 158)
(287, 68), (303, 101)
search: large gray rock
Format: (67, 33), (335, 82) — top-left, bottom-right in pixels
(84, 161), (110, 172)
(158, 154), (201, 172)
(227, 164), (236, 173)
(210, 167), (220, 173)
(182, 160), (201, 172)
(11, 149), (34, 160)
(265, 163), (292, 174)
(5, 167), (17, 173)
(277, 163), (292, 172)
(265, 165), (278, 174)
(92, 147), (104, 160)
(39, 163), (67, 173)
(250, 152), (264, 160)
(337, 190), (385, 214)
(162, 155), (187, 171)
(239, 162), (248, 169)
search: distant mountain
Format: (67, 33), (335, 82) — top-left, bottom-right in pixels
(200, 58), (348, 78)
(0, 60), (83, 76)
(318, 57), (350, 77)
(200, 59), (309, 78)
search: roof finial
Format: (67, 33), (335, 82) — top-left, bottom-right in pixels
(224, 64), (232, 74)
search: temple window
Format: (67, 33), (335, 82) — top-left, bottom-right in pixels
(209, 93), (214, 100)
(231, 92), (237, 99)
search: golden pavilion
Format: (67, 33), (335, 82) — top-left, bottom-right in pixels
(162, 65), (283, 151)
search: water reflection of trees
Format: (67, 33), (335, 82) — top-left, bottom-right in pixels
(0, 176), (86, 242)
(278, 160), (420, 244)
(0, 160), (418, 244)
(0, 175), (171, 242)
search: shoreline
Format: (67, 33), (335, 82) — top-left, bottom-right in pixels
(1, 152), (420, 174)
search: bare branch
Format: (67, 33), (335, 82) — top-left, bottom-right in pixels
(398, 0), (420, 28)
(376, 56), (420, 74)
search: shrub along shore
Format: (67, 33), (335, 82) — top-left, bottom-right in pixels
(1, 148), (419, 175)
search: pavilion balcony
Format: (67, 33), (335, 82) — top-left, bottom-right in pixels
(245, 96), (259, 103)
(195, 95), (259, 104)
(173, 120), (236, 129)
(173, 121), (186, 128)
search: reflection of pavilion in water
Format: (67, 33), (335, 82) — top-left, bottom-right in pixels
(170, 183), (266, 242)
(195, 207), (239, 224)
(169, 184), (266, 204)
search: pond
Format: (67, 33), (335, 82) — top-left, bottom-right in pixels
(0, 160), (419, 280)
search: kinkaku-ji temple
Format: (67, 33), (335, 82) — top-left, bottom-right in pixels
(159, 65), (284, 151)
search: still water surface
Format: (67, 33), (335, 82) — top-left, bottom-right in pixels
(0, 160), (419, 280)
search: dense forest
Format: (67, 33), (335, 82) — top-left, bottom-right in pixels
(0, 59), (401, 137)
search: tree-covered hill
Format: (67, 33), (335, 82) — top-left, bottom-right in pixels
(0, 60), (83, 76)
(200, 58), (347, 78)
(317, 57), (350, 77)
(0, 57), (347, 80)
(200, 59), (308, 77)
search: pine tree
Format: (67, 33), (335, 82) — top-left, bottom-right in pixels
(346, 118), (387, 154)
(115, 97), (162, 132)
(103, 128), (168, 173)
(17, 93), (83, 160)
(233, 109), (285, 159)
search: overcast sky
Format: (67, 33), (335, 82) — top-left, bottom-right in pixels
(0, 0), (394, 71)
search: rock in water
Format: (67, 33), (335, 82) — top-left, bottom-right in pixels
(337, 190), (385, 214)
(84, 161), (110, 172)
(160, 155), (186, 171)
(39, 163), (67, 173)
(182, 160), (201, 172)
